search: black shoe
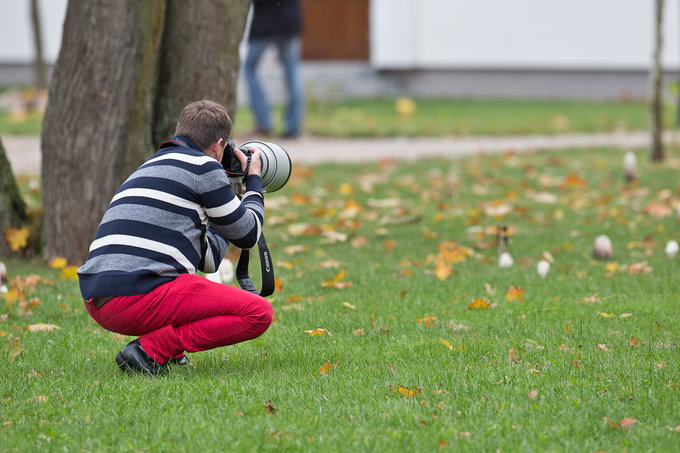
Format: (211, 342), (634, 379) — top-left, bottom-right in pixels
(168, 355), (193, 367)
(115, 339), (167, 376)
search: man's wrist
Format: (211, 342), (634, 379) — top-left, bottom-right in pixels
(244, 174), (263, 194)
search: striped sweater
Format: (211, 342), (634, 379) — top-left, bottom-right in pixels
(77, 138), (265, 300)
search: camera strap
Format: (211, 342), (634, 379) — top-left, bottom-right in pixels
(235, 233), (275, 297)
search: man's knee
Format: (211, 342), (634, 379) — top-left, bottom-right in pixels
(250, 297), (273, 335)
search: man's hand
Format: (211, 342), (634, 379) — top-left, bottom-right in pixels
(233, 147), (262, 177)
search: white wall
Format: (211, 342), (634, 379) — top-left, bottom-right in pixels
(371, 0), (680, 70)
(0, 0), (68, 63)
(3, 0), (679, 72)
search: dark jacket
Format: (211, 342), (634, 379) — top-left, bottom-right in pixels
(248, 0), (303, 40)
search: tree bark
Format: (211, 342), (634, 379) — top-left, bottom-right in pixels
(650, 0), (664, 162)
(152, 0), (250, 145)
(0, 137), (28, 256)
(30, 0), (48, 92)
(41, 0), (165, 262)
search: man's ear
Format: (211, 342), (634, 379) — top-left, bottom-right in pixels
(207, 139), (223, 158)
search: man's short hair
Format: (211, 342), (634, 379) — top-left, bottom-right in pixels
(174, 100), (232, 151)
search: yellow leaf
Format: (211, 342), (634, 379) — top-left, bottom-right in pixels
(342, 302), (356, 310)
(304, 328), (332, 337)
(505, 286), (525, 301)
(321, 269), (353, 289)
(434, 259), (451, 281)
(339, 183), (353, 195)
(25, 323), (61, 332)
(466, 298), (490, 310)
(598, 312), (615, 318)
(4, 227), (29, 252)
(440, 338), (453, 350)
(395, 97), (416, 116)
(605, 262), (619, 274)
(389, 384), (422, 398)
(61, 266), (79, 280)
(416, 315), (437, 327)
(48, 257), (68, 269)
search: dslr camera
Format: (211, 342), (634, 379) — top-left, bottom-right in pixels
(222, 140), (292, 196)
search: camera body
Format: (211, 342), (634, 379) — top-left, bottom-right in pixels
(222, 140), (292, 196)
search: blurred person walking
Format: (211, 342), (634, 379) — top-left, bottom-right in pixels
(244, 0), (304, 138)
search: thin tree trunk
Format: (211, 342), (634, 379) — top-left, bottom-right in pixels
(0, 137), (28, 256)
(30, 0), (47, 92)
(41, 0), (165, 263)
(152, 0), (250, 145)
(650, 0), (665, 162)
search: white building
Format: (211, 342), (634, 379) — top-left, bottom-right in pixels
(1, 0), (678, 100)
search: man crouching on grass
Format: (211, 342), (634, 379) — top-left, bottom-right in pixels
(77, 100), (272, 375)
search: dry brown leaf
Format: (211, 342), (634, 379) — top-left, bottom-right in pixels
(25, 323), (61, 332)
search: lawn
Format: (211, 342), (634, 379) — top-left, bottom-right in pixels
(0, 96), (676, 138)
(2, 145), (680, 451)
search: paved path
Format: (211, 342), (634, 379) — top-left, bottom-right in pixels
(4, 131), (678, 176)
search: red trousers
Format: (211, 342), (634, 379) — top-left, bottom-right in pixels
(84, 273), (273, 365)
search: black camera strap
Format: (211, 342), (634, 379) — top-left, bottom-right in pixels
(235, 233), (275, 297)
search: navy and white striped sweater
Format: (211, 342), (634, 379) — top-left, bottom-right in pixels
(77, 138), (265, 300)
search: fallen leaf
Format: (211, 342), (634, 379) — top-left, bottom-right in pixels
(48, 257), (68, 269)
(263, 400), (278, 414)
(8, 337), (22, 362)
(416, 315), (437, 327)
(321, 269), (353, 289)
(527, 389), (538, 400)
(342, 301), (356, 310)
(645, 201), (673, 218)
(434, 259), (451, 281)
(284, 244), (309, 255)
(627, 261), (652, 275)
(4, 227), (29, 252)
(466, 298), (490, 310)
(25, 323), (61, 332)
(440, 338), (453, 350)
(505, 286), (525, 301)
(60, 266), (78, 280)
(561, 173), (587, 189)
(352, 328), (365, 336)
(598, 312), (615, 318)
(389, 384), (422, 398)
(619, 418), (637, 429)
(304, 328), (332, 337)
(319, 361), (340, 374)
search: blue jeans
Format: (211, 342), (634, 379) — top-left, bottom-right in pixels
(244, 36), (304, 136)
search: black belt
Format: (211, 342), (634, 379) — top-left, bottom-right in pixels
(89, 297), (112, 309)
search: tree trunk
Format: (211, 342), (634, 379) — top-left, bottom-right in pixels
(41, 0), (165, 263)
(41, 0), (250, 263)
(0, 137), (28, 256)
(650, 0), (664, 162)
(30, 0), (48, 92)
(152, 0), (250, 145)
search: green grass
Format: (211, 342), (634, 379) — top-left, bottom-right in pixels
(2, 146), (680, 451)
(234, 98), (675, 138)
(1, 97), (675, 138)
